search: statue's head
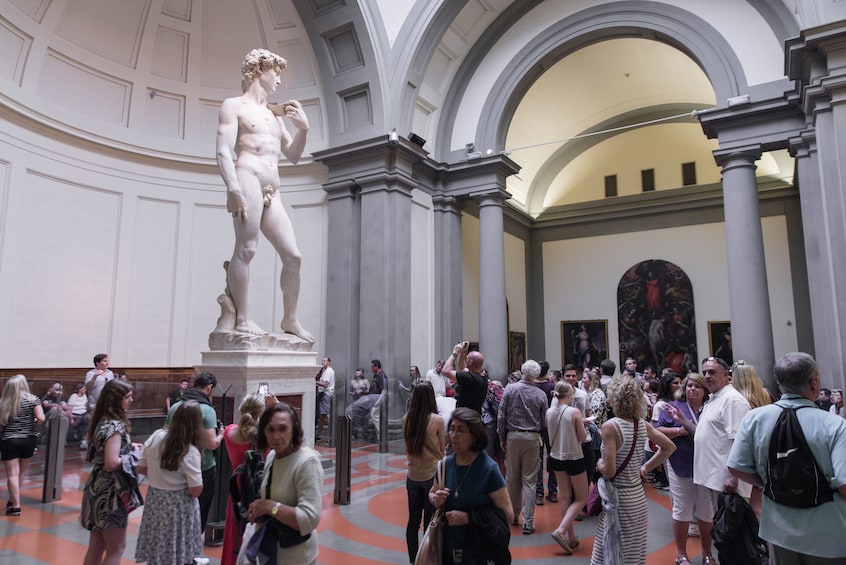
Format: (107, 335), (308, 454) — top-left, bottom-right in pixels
(241, 49), (287, 92)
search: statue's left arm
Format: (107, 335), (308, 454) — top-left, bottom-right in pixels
(278, 100), (309, 164)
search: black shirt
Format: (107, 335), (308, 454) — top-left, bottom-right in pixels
(455, 371), (487, 413)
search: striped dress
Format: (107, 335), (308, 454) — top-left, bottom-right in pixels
(591, 417), (649, 565)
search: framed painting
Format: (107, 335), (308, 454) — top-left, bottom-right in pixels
(707, 321), (733, 365)
(508, 332), (526, 373)
(561, 320), (608, 370)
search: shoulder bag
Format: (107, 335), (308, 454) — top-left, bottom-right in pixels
(263, 458), (312, 548)
(586, 418), (639, 516)
(415, 457), (446, 565)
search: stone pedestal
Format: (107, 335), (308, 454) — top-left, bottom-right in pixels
(196, 350), (319, 447)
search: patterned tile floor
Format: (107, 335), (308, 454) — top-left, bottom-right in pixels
(0, 440), (713, 564)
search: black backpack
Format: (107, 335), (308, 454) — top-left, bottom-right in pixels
(229, 449), (266, 529)
(763, 403), (835, 508)
(711, 492), (768, 565)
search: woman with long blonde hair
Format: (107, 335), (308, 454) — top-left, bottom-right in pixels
(547, 381), (587, 554)
(729, 360), (772, 519)
(731, 360), (773, 408)
(0, 374), (46, 516)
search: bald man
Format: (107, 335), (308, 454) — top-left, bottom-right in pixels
(443, 340), (487, 414)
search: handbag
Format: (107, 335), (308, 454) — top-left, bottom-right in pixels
(586, 419), (639, 516)
(415, 458), (446, 565)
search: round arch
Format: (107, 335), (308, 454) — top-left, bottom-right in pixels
(435, 1), (749, 163)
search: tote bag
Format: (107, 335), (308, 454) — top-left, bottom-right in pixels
(415, 458), (446, 565)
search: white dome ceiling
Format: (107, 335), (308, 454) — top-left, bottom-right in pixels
(0, 0), (322, 163)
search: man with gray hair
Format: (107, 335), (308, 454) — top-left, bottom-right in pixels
(728, 352), (846, 563)
(497, 359), (548, 534)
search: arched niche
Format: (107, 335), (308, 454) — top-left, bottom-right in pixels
(617, 259), (697, 375)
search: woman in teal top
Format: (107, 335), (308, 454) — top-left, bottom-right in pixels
(430, 408), (513, 564)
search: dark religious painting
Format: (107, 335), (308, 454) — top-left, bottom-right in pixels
(617, 259), (697, 375)
(708, 321), (733, 365)
(561, 320), (608, 370)
(509, 332), (526, 373)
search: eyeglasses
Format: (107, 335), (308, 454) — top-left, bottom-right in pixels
(448, 427), (469, 436)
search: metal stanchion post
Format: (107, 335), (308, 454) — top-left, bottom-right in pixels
(204, 384), (231, 547)
(379, 392), (388, 453)
(334, 414), (351, 505)
(42, 414), (68, 503)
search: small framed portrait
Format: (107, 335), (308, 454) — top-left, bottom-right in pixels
(561, 320), (609, 369)
(508, 332), (526, 373)
(707, 321), (733, 365)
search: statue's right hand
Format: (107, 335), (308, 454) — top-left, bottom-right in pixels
(227, 190), (247, 222)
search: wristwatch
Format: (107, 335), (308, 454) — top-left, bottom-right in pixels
(271, 502), (281, 517)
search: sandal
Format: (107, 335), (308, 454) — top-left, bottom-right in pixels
(702, 556), (716, 565)
(674, 558), (692, 565)
(568, 536), (580, 549)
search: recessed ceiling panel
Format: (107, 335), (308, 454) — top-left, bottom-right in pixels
(201, 0), (265, 90)
(55, 0), (150, 68)
(0, 17), (32, 85)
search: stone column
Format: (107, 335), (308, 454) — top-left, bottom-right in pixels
(716, 149), (776, 390)
(786, 22), (846, 388)
(314, 137), (425, 443)
(432, 194), (463, 359)
(473, 189), (510, 379)
(323, 178), (361, 433)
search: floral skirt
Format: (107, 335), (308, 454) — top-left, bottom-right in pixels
(135, 486), (202, 565)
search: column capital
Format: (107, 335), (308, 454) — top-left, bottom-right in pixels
(312, 135), (426, 186)
(712, 146), (762, 169)
(442, 154), (520, 199)
(432, 194), (461, 215)
(788, 129), (817, 158)
(470, 188), (511, 207)
(323, 178), (360, 201)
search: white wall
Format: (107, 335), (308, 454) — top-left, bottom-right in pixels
(0, 117), (328, 368)
(505, 231), (527, 333)
(542, 217), (798, 368)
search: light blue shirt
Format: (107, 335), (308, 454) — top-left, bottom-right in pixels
(727, 394), (846, 558)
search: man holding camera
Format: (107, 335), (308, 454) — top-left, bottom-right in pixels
(443, 341), (487, 414)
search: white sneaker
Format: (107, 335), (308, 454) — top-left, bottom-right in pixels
(194, 558), (210, 565)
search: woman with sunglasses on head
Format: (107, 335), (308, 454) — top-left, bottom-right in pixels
(591, 376), (675, 565)
(430, 407), (513, 564)
(656, 373), (710, 565)
(402, 381), (444, 564)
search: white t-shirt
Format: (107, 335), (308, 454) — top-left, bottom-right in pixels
(693, 384), (751, 496)
(140, 428), (203, 491)
(320, 366), (335, 397)
(67, 393), (88, 416)
(425, 369), (447, 398)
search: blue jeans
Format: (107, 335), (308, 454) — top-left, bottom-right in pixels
(406, 476), (435, 563)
